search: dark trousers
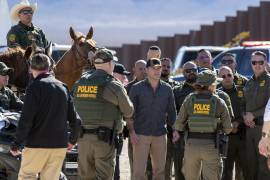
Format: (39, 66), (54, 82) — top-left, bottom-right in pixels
(114, 136), (124, 180)
(165, 135), (185, 180)
(222, 134), (247, 180)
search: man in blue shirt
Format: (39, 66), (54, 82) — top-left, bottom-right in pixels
(127, 58), (176, 180)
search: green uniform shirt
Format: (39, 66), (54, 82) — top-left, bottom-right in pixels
(174, 91), (232, 134)
(173, 82), (195, 114)
(7, 22), (48, 49)
(234, 71), (248, 88)
(73, 70), (134, 131)
(216, 89), (234, 119)
(0, 86), (23, 111)
(244, 71), (270, 118)
(219, 84), (245, 124)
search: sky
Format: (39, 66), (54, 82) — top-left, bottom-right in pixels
(6, 0), (261, 47)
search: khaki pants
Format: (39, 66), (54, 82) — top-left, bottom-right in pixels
(78, 134), (116, 180)
(18, 148), (66, 180)
(183, 139), (221, 180)
(133, 134), (167, 180)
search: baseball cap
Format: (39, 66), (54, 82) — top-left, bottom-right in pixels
(93, 49), (117, 64)
(0, 62), (13, 76)
(195, 70), (222, 86)
(146, 58), (162, 68)
(114, 63), (131, 75)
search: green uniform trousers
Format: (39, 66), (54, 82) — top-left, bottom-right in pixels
(78, 134), (116, 180)
(165, 135), (185, 180)
(245, 126), (270, 180)
(222, 134), (247, 180)
(183, 139), (221, 180)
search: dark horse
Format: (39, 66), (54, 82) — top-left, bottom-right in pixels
(0, 26), (97, 90)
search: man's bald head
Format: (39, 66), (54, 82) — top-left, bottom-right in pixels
(183, 61), (197, 70)
(135, 60), (146, 67)
(133, 60), (147, 81)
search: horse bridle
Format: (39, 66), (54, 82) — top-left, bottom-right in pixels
(67, 42), (96, 74)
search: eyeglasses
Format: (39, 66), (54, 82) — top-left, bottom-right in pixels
(19, 10), (33, 15)
(251, 61), (264, 66)
(221, 59), (234, 65)
(221, 74), (232, 79)
(184, 68), (197, 73)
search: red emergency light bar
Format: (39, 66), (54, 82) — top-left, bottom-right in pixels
(242, 41), (270, 47)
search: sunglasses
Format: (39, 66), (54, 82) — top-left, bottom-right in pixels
(251, 61), (264, 65)
(152, 66), (162, 70)
(19, 10), (33, 15)
(184, 68), (197, 73)
(198, 55), (209, 60)
(221, 59), (234, 65)
(221, 73), (232, 79)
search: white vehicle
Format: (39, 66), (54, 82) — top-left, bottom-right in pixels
(212, 41), (270, 78)
(51, 43), (71, 62)
(172, 46), (227, 74)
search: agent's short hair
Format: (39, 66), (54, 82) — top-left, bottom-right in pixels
(223, 52), (235, 59)
(251, 51), (267, 60)
(197, 49), (211, 56)
(30, 53), (51, 71)
(160, 57), (171, 62)
(149, 45), (161, 51)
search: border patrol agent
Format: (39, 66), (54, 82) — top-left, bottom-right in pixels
(173, 70), (232, 180)
(243, 51), (270, 180)
(0, 62), (23, 111)
(7, 0), (48, 49)
(172, 61), (197, 180)
(218, 66), (247, 180)
(73, 49), (134, 179)
(220, 53), (247, 88)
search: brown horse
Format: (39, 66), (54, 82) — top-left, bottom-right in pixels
(0, 47), (30, 89)
(0, 43), (54, 90)
(54, 27), (97, 90)
(0, 26), (97, 90)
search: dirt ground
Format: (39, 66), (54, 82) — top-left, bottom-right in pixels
(119, 140), (131, 180)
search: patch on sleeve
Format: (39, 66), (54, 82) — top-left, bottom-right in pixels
(8, 34), (16, 42)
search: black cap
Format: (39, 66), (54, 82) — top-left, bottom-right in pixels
(114, 63), (131, 75)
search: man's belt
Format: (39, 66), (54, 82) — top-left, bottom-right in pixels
(188, 132), (216, 139)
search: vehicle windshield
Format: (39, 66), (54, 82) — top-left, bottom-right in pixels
(173, 50), (223, 74)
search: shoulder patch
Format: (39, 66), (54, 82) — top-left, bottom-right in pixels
(8, 34), (16, 42)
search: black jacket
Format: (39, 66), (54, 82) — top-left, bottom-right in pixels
(15, 73), (81, 148)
